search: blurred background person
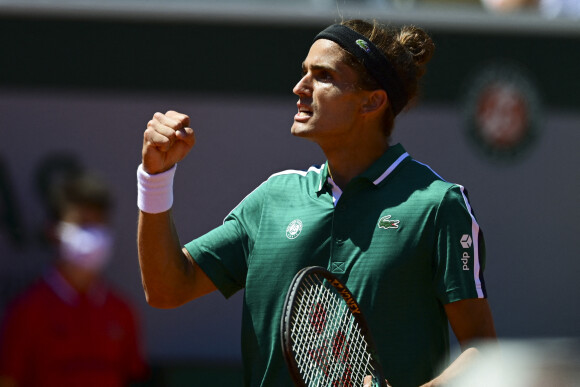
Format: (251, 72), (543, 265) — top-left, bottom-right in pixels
(481, 0), (580, 18)
(0, 172), (148, 387)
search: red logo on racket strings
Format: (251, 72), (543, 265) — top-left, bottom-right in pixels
(308, 331), (353, 384)
(332, 331), (350, 362)
(331, 280), (361, 315)
(308, 345), (331, 376)
(331, 366), (354, 387)
(332, 331), (353, 387)
(310, 303), (327, 334)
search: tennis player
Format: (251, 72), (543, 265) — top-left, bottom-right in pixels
(137, 19), (496, 387)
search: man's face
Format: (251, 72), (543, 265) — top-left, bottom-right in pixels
(291, 39), (367, 146)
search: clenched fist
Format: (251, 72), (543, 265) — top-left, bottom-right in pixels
(142, 110), (196, 175)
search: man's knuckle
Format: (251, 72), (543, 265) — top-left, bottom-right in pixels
(143, 128), (154, 140)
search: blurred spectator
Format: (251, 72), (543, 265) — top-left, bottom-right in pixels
(0, 173), (148, 387)
(447, 339), (580, 387)
(481, 0), (580, 18)
(538, 0), (580, 18)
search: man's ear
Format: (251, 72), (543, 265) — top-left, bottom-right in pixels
(361, 89), (388, 114)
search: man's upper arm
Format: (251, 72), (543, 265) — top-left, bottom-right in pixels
(434, 185), (487, 304)
(182, 247), (217, 299)
(183, 180), (267, 299)
(445, 298), (497, 350)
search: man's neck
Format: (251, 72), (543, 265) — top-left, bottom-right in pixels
(325, 139), (389, 189)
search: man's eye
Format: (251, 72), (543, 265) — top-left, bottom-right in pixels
(318, 71), (332, 81)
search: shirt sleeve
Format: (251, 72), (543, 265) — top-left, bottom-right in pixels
(433, 184), (487, 304)
(119, 301), (149, 382)
(0, 297), (35, 382)
(184, 180), (267, 299)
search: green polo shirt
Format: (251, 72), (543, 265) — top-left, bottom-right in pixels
(185, 143), (487, 387)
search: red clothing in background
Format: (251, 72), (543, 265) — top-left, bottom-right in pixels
(0, 270), (148, 387)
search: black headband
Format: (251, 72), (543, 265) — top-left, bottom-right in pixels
(314, 24), (407, 114)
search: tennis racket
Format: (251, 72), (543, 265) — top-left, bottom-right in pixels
(281, 266), (389, 387)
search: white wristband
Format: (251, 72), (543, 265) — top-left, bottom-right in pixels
(137, 164), (177, 214)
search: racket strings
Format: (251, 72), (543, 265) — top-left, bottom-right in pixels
(289, 274), (377, 386)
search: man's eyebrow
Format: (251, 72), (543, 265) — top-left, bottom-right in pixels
(301, 62), (335, 73)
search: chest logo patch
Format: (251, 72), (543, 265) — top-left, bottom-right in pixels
(286, 219), (303, 240)
(377, 215), (400, 230)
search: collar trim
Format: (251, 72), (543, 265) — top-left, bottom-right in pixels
(316, 162), (330, 193)
(372, 152), (409, 186)
(316, 145), (409, 193)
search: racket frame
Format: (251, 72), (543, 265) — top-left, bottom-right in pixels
(280, 266), (388, 387)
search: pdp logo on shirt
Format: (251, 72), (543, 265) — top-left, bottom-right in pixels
(460, 234), (472, 271)
(286, 219), (303, 240)
(460, 234), (472, 248)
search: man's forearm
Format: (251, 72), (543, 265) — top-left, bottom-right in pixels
(420, 346), (481, 387)
(137, 210), (197, 308)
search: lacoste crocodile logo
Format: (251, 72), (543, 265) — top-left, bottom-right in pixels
(377, 215), (400, 230)
(355, 39), (371, 53)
